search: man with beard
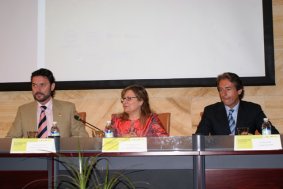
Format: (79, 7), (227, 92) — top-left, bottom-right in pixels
(195, 72), (279, 135)
(6, 68), (89, 138)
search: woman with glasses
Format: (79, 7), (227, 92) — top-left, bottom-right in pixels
(109, 84), (168, 137)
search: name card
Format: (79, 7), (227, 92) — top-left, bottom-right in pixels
(10, 138), (56, 153)
(102, 137), (147, 152)
(234, 134), (282, 151)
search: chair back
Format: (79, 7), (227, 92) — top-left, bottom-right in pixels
(157, 113), (171, 134)
(78, 112), (86, 123)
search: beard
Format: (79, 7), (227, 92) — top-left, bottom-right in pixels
(33, 92), (52, 103)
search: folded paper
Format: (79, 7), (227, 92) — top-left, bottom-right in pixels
(234, 135), (282, 151)
(10, 138), (56, 153)
(102, 137), (147, 152)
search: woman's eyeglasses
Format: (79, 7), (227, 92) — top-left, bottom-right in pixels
(120, 96), (137, 103)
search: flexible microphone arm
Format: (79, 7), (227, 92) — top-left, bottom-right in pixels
(74, 115), (104, 133)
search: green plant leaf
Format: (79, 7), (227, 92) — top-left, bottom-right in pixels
(54, 138), (136, 189)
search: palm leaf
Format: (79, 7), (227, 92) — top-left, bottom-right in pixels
(55, 139), (136, 189)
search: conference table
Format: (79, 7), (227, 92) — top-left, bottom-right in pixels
(0, 135), (283, 189)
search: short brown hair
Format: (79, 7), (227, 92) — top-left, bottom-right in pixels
(216, 72), (244, 100)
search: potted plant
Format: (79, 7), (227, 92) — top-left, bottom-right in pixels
(22, 139), (136, 189)
(57, 151), (136, 189)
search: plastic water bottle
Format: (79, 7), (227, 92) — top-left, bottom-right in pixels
(50, 121), (60, 152)
(50, 121), (60, 137)
(104, 120), (114, 138)
(262, 118), (271, 135)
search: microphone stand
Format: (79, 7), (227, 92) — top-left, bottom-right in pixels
(74, 115), (105, 137)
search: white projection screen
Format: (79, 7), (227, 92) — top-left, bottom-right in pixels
(0, 0), (275, 91)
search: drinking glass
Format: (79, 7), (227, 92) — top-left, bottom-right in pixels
(27, 131), (38, 138)
(237, 127), (249, 135)
(92, 130), (105, 138)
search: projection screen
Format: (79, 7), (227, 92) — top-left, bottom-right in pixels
(0, 0), (275, 91)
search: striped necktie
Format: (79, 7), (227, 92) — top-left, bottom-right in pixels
(228, 109), (235, 134)
(37, 106), (48, 138)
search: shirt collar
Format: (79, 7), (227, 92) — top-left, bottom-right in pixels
(225, 101), (240, 113)
(37, 98), (53, 110)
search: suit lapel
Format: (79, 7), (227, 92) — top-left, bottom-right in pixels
(30, 102), (38, 130)
(218, 103), (232, 134)
(236, 101), (245, 128)
(52, 99), (63, 122)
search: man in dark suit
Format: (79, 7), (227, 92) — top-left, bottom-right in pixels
(7, 68), (89, 138)
(195, 72), (279, 135)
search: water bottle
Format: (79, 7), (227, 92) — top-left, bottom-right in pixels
(262, 118), (271, 135)
(104, 120), (114, 138)
(50, 121), (60, 152)
(50, 121), (60, 137)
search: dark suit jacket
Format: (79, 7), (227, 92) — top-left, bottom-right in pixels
(6, 99), (89, 138)
(195, 101), (279, 135)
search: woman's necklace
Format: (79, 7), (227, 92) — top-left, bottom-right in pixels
(129, 120), (137, 137)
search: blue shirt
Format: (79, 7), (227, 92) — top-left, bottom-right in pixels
(225, 102), (239, 126)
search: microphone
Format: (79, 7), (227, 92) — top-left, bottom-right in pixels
(74, 115), (104, 133)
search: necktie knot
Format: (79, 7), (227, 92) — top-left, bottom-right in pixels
(229, 109), (234, 114)
(41, 106), (47, 111)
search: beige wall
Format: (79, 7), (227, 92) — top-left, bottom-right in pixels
(0, 0), (283, 137)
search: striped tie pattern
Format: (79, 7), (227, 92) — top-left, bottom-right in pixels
(37, 106), (48, 138)
(228, 109), (235, 135)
